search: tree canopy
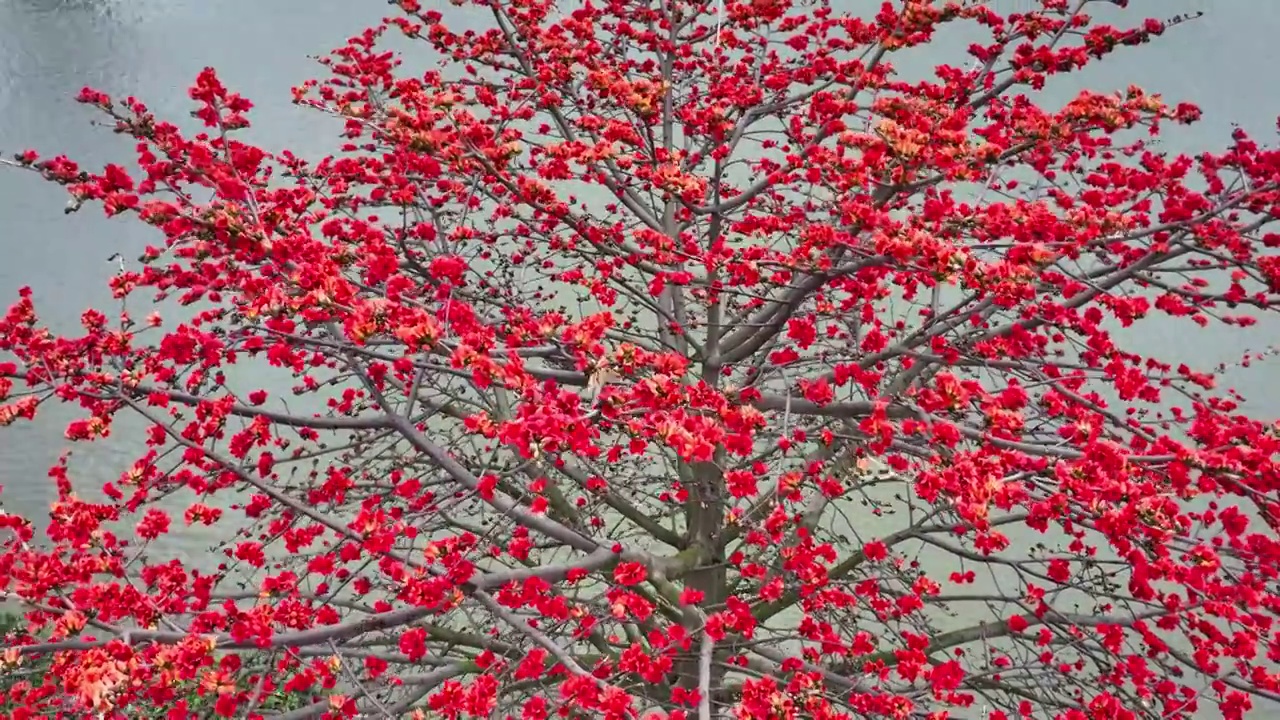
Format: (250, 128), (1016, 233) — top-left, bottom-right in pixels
(1, 1), (1278, 719)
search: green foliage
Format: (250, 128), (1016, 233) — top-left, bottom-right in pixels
(0, 612), (314, 715)
(0, 611), (53, 710)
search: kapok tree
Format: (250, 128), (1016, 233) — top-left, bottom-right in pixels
(1, 0), (1279, 718)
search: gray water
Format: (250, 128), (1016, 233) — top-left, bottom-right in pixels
(1, 0), (1275, 716)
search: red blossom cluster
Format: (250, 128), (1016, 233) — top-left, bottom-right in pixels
(0, 1), (1277, 719)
